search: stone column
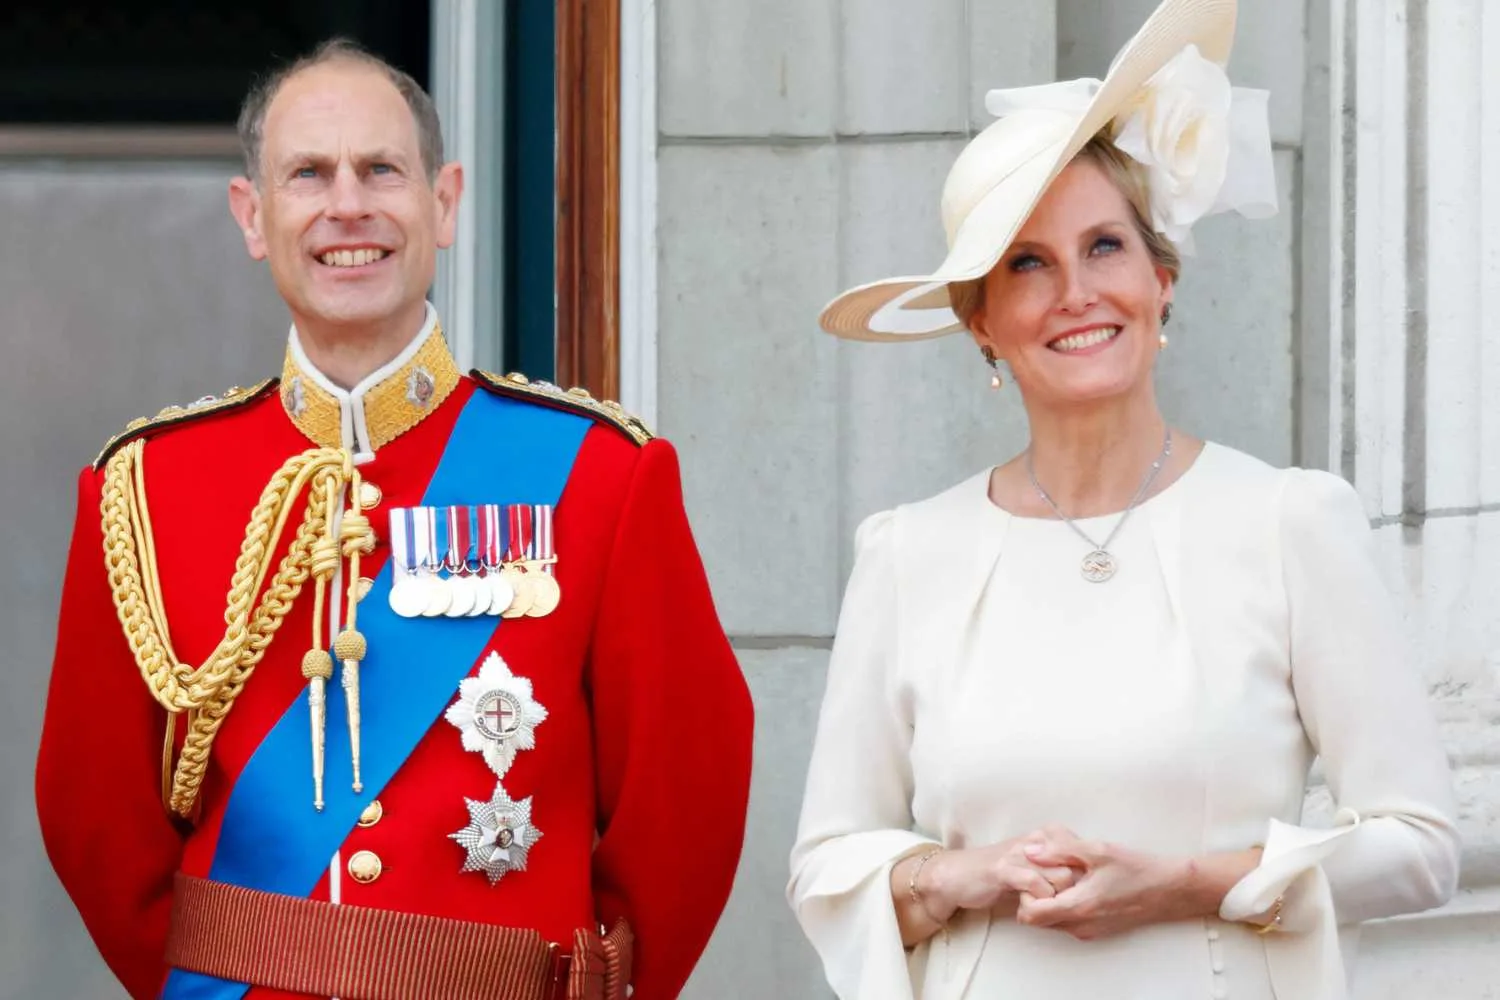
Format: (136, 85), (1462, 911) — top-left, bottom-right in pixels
(1314, 0), (1500, 993)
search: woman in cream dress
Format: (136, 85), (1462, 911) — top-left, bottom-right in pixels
(786, 1), (1460, 998)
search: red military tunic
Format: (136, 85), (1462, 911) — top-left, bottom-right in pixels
(36, 312), (754, 999)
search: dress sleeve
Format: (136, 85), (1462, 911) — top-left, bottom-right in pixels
(587, 439), (754, 1000)
(788, 511), (937, 1000)
(1221, 469), (1460, 932)
(35, 468), (187, 999)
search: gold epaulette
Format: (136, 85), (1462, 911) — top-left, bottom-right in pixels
(92, 380), (278, 470)
(471, 371), (654, 447)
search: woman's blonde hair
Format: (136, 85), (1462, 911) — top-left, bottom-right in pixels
(948, 132), (1182, 330)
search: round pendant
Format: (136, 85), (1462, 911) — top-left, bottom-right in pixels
(524, 572), (561, 618)
(388, 576), (428, 618)
(500, 567), (535, 619)
(462, 575), (490, 618)
(1080, 550), (1117, 583)
(421, 575), (453, 617)
(444, 574), (477, 618)
(485, 572), (517, 616)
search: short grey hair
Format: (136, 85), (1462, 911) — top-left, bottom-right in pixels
(236, 38), (444, 182)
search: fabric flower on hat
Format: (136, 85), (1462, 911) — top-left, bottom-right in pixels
(1111, 44), (1277, 251)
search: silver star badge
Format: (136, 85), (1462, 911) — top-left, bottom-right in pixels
(444, 652), (548, 777)
(450, 783), (542, 885)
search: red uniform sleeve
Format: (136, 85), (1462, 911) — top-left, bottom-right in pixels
(587, 439), (753, 999)
(35, 468), (186, 1000)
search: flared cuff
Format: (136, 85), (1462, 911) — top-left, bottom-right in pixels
(1219, 810), (1361, 1000)
(789, 831), (936, 999)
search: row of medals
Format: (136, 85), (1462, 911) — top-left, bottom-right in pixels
(389, 561), (560, 619)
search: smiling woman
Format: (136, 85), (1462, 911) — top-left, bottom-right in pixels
(788, 1), (1459, 998)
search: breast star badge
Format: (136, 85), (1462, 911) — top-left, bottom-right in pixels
(450, 782), (542, 885)
(444, 652), (548, 778)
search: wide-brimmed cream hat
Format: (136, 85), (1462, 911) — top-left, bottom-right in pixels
(819, 0), (1245, 342)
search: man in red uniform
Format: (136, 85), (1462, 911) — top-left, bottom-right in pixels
(35, 39), (753, 1000)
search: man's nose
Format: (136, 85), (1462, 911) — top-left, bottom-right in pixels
(326, 164), (372, 220)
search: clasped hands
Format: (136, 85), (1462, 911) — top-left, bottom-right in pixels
(917, 825), (1191, 941)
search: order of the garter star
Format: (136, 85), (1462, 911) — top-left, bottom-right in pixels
(445, 651), (549, 778)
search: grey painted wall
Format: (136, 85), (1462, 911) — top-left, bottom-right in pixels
(2, 161), (286, 999)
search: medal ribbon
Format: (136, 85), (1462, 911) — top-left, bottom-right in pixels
(415, 507), (439, 576)
(477, 504), (502, 572)
(532, 504), (556, 575)
(505, 504), (534, 565)
(389, 507), (417, 576)
(445, 505), (472, 575)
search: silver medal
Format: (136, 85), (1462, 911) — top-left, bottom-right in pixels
(444, 573), (477, 618)
(388, 507), (434, 617)
(485, 572), (516, 616)
(421, 575), (452, 617)
(388, 575), (428, 618)
(462, 575), (490, 618)
(450, 782), (542, 885)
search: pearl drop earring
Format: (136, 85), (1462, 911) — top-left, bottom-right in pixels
(982, 347), (1001, 389)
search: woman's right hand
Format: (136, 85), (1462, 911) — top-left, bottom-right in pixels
(922, 834), (1081, 920)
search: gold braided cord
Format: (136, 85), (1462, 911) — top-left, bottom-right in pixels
(169, 484), (332, 816)
(127, 446), (180, 665)
(101, 440), (357, 816)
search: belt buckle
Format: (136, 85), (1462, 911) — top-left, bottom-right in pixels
(547, 942), (571, 1000)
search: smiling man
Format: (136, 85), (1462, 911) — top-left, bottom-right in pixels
(36, 40), (753, 1000)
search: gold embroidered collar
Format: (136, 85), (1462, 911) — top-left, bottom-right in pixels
(279, 305), (461, 454)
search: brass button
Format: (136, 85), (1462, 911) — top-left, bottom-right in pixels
(354, 576), (376, 602)
(356, 800), (383, 827)
(347, 850), (383, 884)
(359, 481), (383, 510)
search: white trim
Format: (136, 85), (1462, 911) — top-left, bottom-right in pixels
(431, 0), (482, 370)
(619, 0), (660, 426)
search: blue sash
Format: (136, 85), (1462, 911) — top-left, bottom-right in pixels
(161, 391), (589, 1000)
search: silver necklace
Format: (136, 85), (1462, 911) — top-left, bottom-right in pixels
(1025, 427), (1172, 583)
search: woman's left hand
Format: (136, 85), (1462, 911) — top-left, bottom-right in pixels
(1012, 829), (1193, 940)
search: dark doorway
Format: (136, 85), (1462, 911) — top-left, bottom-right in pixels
(0, 2), (431, 125)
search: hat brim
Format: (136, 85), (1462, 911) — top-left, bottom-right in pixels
(818, 0), (1237, 341)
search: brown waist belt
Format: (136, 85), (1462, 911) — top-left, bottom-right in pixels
(166, 873), (632, 1000)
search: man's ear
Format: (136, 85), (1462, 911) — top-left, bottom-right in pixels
(433, 162), (465, 250)
(228, 177), (268, 261)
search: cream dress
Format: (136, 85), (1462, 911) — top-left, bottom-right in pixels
(787, 444), (1459, 1000)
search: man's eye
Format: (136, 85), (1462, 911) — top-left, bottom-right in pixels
(293, 167), (318, 179)
(371, 163), (394, 175)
